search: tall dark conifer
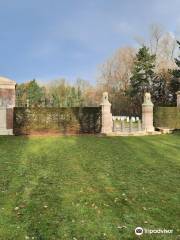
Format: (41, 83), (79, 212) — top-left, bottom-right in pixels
(171, 41), (180, 102)
(130, 46), (156, 103)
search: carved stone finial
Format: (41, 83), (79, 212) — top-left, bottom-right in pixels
(103, 91), (108, 99)
(101, 92), (111, 106)
(143, 92), (153, 105)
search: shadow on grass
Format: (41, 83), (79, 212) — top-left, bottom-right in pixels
(0, 135), (179, 240)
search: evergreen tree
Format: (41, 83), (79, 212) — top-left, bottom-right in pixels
(27, 79), (44, 106)
(151, 74), (170, 106)
(16, 79), (45, 107)
(171, 41), (180, 103)
(130, 46), (156, 101)
(16, 83), (28, 106)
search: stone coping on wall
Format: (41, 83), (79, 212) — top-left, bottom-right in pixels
(103, 131), (162, 136)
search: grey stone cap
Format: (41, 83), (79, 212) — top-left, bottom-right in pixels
(0, 76), (16, 85)
(100, 102), (111, 106)
(142, 102), (154, 106)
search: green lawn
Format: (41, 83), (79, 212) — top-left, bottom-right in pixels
(0, 134), (180, 240)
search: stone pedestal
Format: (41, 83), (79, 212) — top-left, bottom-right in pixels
(142, 93), (154, 132)
(0, 108), (13, 135)
(176, 91), (180, 108)
(100, 92), (113, 134)
(0, 76), (16, 135)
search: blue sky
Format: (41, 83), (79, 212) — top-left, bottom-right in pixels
(0, 0), (180, 84)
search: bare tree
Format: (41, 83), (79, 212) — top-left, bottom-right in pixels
(135, 23), (177, 72)
(98, 46), (136, 93)
(149, 23), (165, 54)
(156, 32), (177, 72)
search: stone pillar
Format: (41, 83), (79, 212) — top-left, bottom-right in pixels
(138, 119), (142, 131)
(142, 92), (154, 132)
(100, 92), (113, 134)
(176, 91), (180, 108)
(0, 76), (16, 135)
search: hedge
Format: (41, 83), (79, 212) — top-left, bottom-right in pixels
(154, 107), (180, 129)
(14, 107), (101, 135)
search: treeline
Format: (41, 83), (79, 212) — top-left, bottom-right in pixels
(16, 24), (180, 115)
(16, 78), (101, 107)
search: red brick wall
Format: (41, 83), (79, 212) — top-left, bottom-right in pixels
(6, 108), (14, 129)
(0, 89), (15, 101)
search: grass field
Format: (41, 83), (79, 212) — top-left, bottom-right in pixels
(0, 134), (180, 240)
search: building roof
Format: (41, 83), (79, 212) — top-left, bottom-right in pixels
(0, 76), (16, 85)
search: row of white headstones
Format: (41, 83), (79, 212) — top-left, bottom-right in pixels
(112, 116), (140, 122)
